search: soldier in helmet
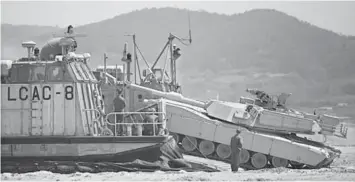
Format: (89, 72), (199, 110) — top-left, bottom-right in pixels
(230, 129), (243, 172)
(67, 25), (74, 34)
(65, 25), (77, 52)
(33, 47), (40, 59)
(246, 88), (273, 109)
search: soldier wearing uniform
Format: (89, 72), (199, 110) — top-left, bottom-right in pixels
(33, 47), (40, 60)
(113, 89), (126, 135)
(67, 25), (74, 34)
(246, 88), (274, 110)
(230, 129), (243, 172)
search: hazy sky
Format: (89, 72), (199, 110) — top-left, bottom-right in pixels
(1, 1), (355, 36)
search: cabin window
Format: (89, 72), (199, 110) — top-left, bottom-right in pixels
(7, 63), (75, 83)
(47, 66), (63, 81)
(69, 62), (83, 81)
(47, 65), (72, 82)
(9, 65), (28, 82)
(29, 65), (46, 82)
(2, 75), (10, 84)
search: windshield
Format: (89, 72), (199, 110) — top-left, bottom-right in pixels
(29, 65), (46, 82)
(9, 63), (74, 83)
(10, 65), (30, 82)
(47, 65), (72, 81)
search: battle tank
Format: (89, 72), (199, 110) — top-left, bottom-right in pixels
(240, 89), (349, 138)
(99, 28), (349, 170)
(0, 30), (219, 173)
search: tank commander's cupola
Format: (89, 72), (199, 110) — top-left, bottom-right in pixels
(21, 41), (36, 59)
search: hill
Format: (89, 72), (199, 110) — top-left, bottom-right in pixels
(2, 8), (355, 113)
(1, 24), (62, 59)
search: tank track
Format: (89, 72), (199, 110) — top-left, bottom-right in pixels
(172, 132), (339, 170)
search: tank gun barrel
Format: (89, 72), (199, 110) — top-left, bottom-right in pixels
(127, 82), (206, 108)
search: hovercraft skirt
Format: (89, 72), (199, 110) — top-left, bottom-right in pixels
(1, 136), (182, 164)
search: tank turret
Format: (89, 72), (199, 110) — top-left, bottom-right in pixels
(244, 88), (292, 110)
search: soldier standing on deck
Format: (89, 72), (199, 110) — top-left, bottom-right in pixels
(230, 129), (243, 172)
(113, 89), (126, 135)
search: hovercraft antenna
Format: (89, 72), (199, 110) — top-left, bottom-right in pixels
(21, 41), (36, 59)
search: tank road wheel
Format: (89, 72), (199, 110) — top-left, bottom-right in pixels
(240, 149), (251, 164)
(271, 156), (289, 168)
(251, 153), (268, 169)
(199, 140), (215, 156)
(216, 144), (231, 159)
(289, 161), (305, 169)
(181, 136), (198, 152)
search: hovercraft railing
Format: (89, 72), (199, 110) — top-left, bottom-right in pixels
(82, 108), (168, 137)
(105, 111), (167, 137)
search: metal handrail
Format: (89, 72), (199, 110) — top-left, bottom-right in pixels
(79, 109), (169, 136)
(82, 108), (101, 121)
(105, 111), (167, 136)
(1, 108), (31, 111)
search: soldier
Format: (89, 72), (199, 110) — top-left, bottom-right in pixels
(65, 25), (77, 51)
(113, 89), (126, 135)
(33, 47), (40, 59)
(246, 88), (274, 109)
(230, 129), (243, 172)
(67, 25), (74, 34)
